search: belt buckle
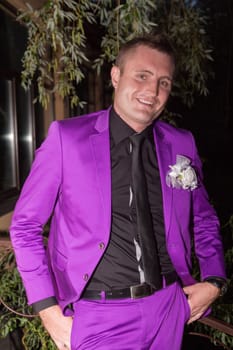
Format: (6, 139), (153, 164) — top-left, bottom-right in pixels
(130, 283), (151, 299)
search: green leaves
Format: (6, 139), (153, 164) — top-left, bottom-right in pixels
(18, 0), (95, 109)
(0, 248), (56, 349)
(93, 0), (157, 73)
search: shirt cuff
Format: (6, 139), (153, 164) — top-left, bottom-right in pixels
(32, 296), (58, 314)
(204, 276), (227, 282)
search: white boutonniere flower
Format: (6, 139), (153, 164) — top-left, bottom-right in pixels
(166, 155), (198, 190)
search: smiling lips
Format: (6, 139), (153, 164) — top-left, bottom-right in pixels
(136, 96), (158, 107)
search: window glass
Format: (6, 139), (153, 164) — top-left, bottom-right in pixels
(0, 6), (39, 215)
(0, 78), (18, 191)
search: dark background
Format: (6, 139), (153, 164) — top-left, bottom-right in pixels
(170, 0), (233, 224)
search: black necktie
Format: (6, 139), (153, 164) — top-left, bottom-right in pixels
(130, 133), (162, 289)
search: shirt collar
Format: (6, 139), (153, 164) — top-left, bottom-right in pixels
(110, 107), (154, 145)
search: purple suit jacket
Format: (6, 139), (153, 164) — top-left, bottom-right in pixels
(10, 108), (226, 314)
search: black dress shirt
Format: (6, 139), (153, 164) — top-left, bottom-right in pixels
(86, 108), (174, 291)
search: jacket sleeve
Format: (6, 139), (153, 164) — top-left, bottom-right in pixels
(191, 136), (226, 280)
(10, 121), (62, 304)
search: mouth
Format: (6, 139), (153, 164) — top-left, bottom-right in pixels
(136, 97), (154, 107)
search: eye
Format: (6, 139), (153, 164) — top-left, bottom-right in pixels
(136, 73), (147, 81)
(159, 79), (172, 90)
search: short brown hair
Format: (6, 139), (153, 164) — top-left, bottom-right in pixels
(115, 33), (176, 71)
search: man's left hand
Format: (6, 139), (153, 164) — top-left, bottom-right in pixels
(183, 282), (220, 324)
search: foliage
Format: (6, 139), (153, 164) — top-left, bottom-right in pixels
(157, 0), (214, 106)
(22, 318), (56, 350)
(93, 0), (157, 74)
(17, 0), (214, 109)
(18, 0), (96, 109)
(0, 248), (56, 349)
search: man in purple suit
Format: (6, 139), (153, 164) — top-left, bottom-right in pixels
(10, 34), (226, 350)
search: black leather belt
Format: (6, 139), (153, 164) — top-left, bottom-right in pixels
(82, 271), (178, 300)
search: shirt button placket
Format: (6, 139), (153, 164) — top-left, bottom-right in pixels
(129, 140), (133, 209)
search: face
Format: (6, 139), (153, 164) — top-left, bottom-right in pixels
(111, 45), (175, 132)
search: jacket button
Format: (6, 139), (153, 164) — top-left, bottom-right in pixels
(99, 242), (105, 250)
(83, 274), (89, 281)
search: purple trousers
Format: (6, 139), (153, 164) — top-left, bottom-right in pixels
(71, 282), (190, 350)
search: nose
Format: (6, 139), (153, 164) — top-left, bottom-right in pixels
(155, 81), (159, 97)
(146, 78), (160, 97)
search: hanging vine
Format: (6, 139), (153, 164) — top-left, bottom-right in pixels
(18, 0), (96, 108)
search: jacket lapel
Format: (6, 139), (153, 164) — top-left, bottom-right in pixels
(89, 110), (112, 232)
(153, 123), (173, 235)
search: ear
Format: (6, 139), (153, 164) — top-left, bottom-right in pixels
(111, 65), (120, 89)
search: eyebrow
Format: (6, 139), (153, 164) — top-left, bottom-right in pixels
(135, 70), (173, 81)
(159, 75), (173, 82)
(135, 69), (153, 75)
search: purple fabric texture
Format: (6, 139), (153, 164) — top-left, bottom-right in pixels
(71, 282), (190, 350)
